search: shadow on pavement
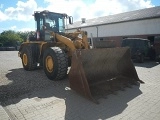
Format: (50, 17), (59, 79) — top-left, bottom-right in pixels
(134, 61), (159, 68)
(0, 68), (142, 120)
(64, 85), (142, 120)
(0, 68), (54, 102)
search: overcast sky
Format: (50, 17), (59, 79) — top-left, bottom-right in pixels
(0, 0), (159, 33)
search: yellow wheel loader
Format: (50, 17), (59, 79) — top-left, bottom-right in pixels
(18, 10), (144, 103)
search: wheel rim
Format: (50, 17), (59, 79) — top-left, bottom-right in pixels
(23, 53), (28, 66)
(45, 56), (54, 73)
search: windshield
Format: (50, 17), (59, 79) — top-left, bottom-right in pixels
(122, 39), (149, 48)
(45, 13), (65, 33)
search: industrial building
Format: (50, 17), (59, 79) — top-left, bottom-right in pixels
(66, 6), (160, 47)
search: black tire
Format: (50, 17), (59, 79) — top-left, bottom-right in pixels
(43, 47), (68, 80)
(149, 49), (156, 61)
(21, 46), (37, 71)
(139, 54), (144, 63)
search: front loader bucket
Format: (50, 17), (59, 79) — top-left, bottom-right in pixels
(69, 47), (143, 103)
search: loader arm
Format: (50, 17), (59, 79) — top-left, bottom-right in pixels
(50, 30), (90, 52)
(51, 32), (76, 52)
(73, 30), (90, 49)
(79, 30), (90, 49)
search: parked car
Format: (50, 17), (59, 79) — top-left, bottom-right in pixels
(121, 38), (156, 63)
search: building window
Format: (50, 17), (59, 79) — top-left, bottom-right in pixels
(100, 38), (103, 41)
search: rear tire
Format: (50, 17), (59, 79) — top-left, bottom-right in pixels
(149, 49), (156, 61)
(139, 54), (144, 63)
(43, 47), (68, 80)
(21, 46), (37, 70)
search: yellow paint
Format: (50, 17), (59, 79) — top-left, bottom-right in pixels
(23, 53), (28, 66)
(45, 55), (54, 73)
(51, 32), (76, 52)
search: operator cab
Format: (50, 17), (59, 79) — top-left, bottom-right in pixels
(32, 10), (73, 41)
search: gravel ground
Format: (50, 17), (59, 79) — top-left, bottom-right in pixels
(0, 51), (68, 102)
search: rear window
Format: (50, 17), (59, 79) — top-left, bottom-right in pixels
(121, 39), (135, 47)
(122, 39), (149, 48)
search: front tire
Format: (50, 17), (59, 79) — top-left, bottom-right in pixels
(43, 47), (68, 80)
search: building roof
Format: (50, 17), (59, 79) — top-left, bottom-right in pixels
(66, 6), (160, 29)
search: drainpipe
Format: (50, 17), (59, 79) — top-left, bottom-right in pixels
(96, 26), (98, 40)
(90, 33), (94, 48)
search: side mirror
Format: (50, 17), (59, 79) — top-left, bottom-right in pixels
(34, 13), (39, 21)
(69, 16), (73, 24)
